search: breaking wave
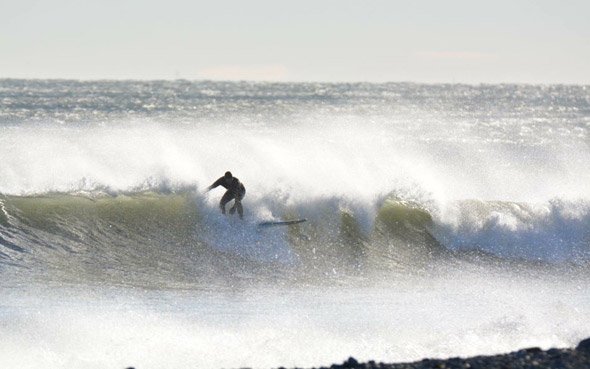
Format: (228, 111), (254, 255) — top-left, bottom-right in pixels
(1, 80), (589, 288)
(1, 189), (588, 288)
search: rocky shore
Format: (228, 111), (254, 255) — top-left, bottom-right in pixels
(278, 337), (590, 369)
(123, 337), (590, 369)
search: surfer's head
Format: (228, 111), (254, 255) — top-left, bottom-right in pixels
(224, 171), (233, 180)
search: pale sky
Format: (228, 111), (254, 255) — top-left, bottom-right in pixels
(2, 0), (589, 84)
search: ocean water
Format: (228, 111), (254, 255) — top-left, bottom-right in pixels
(0, 79), (589, 368)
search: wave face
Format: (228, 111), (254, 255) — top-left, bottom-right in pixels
(0, 80), (589, 368)
(0, 191), (588, 288)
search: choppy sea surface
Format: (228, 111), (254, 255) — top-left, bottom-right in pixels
(0, 79), (589, 368)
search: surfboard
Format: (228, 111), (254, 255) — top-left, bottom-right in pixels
(257, 219), (307, 228)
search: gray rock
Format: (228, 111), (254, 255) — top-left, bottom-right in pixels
(576, 337), (590, 353)
(524, 347), (542, 354)
(342, 357), (359, 368)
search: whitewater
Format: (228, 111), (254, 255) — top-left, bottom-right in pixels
(0, 79), (589, 369)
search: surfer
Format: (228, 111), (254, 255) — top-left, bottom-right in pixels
(206, 171), (246, 219)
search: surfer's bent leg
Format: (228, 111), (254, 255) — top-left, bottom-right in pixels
(235, 200), (243, 219)
(219, 190), (234, 215)
(229, 189), (245, 218)
(235, 188), (245, 219)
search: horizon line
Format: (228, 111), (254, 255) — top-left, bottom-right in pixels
(1, 76), (588, 88)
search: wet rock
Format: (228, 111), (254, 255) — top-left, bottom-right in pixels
(576, 337), (590, 353)
(341, 357), (359, 368)
(524, 347), (543, 354)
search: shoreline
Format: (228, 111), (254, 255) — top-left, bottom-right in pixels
(275, 337), (590, 369)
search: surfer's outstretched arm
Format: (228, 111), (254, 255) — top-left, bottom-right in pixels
(206, 177), (224, 191)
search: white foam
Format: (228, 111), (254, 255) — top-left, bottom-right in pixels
(1, 276), (588, 369)
(1, 116), (588, 205)
(434, 199), (590, 262)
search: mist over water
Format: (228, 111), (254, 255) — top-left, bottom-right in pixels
(0, 80), (589, 368)
(1, 81), (588, 201)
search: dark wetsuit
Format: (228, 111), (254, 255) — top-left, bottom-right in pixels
(208, 176), (246, 218)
